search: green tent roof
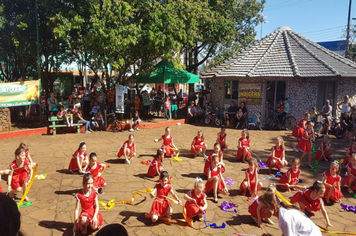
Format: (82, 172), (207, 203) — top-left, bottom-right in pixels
(136, 60), (199, 84)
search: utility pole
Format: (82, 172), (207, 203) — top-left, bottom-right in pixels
(346, 0), (352, 59)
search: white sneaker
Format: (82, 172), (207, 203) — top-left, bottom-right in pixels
(136, 127), (139, 131)
(293, 147), (299, 153)
(71, 123), (73, 127)
(129, 128), (134, 132)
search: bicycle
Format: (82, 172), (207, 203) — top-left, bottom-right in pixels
(244, 112), (264, 130)
(265, 109), (297, 131)
(204, 107), (221, 126)
(107, 113), (123, 132)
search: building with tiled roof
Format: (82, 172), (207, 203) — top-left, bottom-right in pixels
(202, 26), (356, 121)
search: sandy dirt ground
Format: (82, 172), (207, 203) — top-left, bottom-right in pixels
(1, 123), (356, 236)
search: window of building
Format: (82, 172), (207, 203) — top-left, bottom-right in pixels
(225, 80), (239, 100)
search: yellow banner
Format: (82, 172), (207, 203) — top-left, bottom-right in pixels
(0, 80), (40, 107)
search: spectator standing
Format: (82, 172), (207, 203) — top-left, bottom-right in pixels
(97, 88), (107, 116)
(322, 100), (333, 135)
(338, 95), (351, 121)
(164, 97), (171, 120)
(142, 91), (150, 120)
(47, 92), (58, 116)
(195, 103), (203, 122)
(83, 84), (92, 116)
(134, 94), (141, 115)
(107, 86), (115, 114)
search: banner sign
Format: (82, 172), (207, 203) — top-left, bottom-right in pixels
(0, 80), (40, 107)
(239, 83), (262, 105)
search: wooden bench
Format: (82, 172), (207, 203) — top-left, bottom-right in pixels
(48, 116), (83, 135)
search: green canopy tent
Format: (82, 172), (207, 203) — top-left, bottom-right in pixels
(136, 60), (199, 84)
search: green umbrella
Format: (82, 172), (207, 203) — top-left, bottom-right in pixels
(136, 60), (199, 84)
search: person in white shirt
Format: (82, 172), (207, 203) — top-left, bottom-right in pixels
(261, 190), (322, 236)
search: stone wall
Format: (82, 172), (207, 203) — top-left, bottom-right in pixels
(286, 79), (318, 121)
(0, 108), (11, 131)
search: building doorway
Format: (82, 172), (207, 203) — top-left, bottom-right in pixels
(316, 81), (336, 116)
(265, 81), (286, 118)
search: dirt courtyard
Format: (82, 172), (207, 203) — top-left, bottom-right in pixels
(1, 123), (356, 236)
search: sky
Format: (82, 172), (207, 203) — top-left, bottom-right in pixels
(258, 0), (355, 43)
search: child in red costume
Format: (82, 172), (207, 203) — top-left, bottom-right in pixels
(266, 136), (287, 172)
(184, 178), (208, 221)
(154, 127), (178, 158)
(205, 155), (228, 203)
(237, 129), (252, 163)
(341, 153), (356, 194)
(297, 121), (316, 168)
(343, 139), (356, 166)
(278, 158), (301, 192)
(117, 134), (136, 164)
(292, 113), (310, 152)
(240, 158), (262, 197)
(147, 149), (165, 178)
(86, 152), (107, 193)
(149, 171), (182, 222)
(322, 161), (343, 204)
(204, 143), (225, 176)
(7, 148), (33, 200)
(314, 135), (333, 161)
(249, 185), (276, 226)
(290, 181), (333, 228)
(73, 173), (104, 235)
(68, 141), (89, 174)
(191, 130), (207, 157)
(216, 127), (228, 151)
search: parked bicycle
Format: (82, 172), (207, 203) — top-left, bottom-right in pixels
(244, 112), (264, 130)
(265, 109), (297, 131)
(107, 113), (123, 132)
(204, 107), (221, 126)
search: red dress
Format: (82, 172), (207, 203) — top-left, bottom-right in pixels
(117, 141), (136, 158)
(297, 129), (313, 152)
(343, 146), (356, 166)
(147, 158), (163, 177)
(205, 167), (225, 192)
(266, 146), (285, 168)
(322, 171), (343, 201)
(0, 183), (2, 193)
(68, 150), (88, 171)
(290, 188), (323, 212)
(239, 168), (261, 194)
(75, 189), (104, 227)
(314, 142), (332, 161)
(161, 135), (175, 157)
(86, 163), (106, 188)
(185, 190), (207, 218)
(217, 132), (227, 149)
(191, 136), (206, 154)
(278, 168), (301, 189)
(341, 162), (356, 187)
(9, 160), (30, 190)
(248, 196), (266, 219)
(292, 119), (306, 138)
(150, 183), (173, 216)
(236, 138), (252, 160)
(204, 151), (225, 176)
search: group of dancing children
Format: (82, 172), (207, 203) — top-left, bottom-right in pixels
(67, 125), (356, 233)
(4, 123), (356, 234)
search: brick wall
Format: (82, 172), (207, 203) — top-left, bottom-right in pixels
(0, 108), (11, 131)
